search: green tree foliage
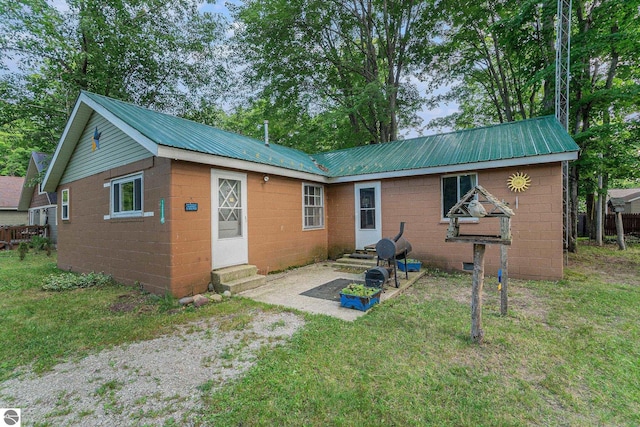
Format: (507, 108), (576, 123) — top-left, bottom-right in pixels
(426, 0), (558, 129)
(0, 0), (226, 174)
(430, 0), (639, 247)
(231, 0), (439, 149)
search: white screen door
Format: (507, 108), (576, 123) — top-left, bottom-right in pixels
(212, 170), (248, 269)
(355, 181), (382, 250)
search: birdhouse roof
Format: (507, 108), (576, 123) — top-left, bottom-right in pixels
(447, 185), (514, 218)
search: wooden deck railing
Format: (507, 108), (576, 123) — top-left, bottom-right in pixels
(0, 225), (50, 249)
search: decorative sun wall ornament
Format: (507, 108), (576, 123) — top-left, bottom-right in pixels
(507, 172), (531, 192)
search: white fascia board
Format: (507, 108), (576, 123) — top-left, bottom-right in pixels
(157, 146), (328, 184)
(42, 93), (159, 192)
(42, 98), (90, 192)
(82, 96), (158, 156)
(328, 152), (579, 183)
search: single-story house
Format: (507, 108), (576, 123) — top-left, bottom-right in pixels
(43, 91), (580, 297)
(18, 152), (58, 243)
(0, 176), (27, 226)
(608, 188), (640, 214)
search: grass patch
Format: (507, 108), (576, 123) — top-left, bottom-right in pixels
(1, 243), (639, 425)
(0, 250), (267, 381)
(198, 242), (640, 426)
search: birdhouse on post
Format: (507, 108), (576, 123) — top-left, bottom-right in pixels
(445, 185), (514, 343)
(446, 185), (514, 244)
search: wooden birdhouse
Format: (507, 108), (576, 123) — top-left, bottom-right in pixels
(445, 185), (514, 245)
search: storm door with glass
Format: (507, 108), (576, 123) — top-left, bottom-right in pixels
(211, 170), (248, 268)
(354, 181), (382, 250)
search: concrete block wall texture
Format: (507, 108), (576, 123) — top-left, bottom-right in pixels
(378, 164), (564, 280)
(56, 155), (565, 297)
(247, 173), (328, 274)
(56, 157), (174, 295)
(168, 160), (213, 297)
(326, 183), (356, 257)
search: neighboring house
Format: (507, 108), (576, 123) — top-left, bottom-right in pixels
(608, 188), (640, 214)
(0, 176), (27, 226)
(43, 92), (580, 297)
(18, 152), (58, 243)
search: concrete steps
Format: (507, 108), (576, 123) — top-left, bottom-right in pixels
(333, 254), (378, 270)
(211, 264), (266, 295)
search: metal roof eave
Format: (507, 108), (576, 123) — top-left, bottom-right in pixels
(157, 146), (329, 184)
(327, 151), (579, 184)
(42, 93), (159, 192)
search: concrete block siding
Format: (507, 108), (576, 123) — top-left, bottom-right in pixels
(57, 158), (564, 297)
(375, 164), (563, 281)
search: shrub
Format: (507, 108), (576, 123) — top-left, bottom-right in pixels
(30, 236), (51, 251)
(18, 242), (29, 261)
(42, 272), (115, 291)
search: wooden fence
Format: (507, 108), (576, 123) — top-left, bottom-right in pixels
(605, 213), (640, 236)
(0, 225), (50, 250)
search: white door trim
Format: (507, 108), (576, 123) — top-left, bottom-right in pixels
(211, 169), (248, 269)
(354, 181), (382, 250)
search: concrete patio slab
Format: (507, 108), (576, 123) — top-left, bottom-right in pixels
(238, 261), (426, 321)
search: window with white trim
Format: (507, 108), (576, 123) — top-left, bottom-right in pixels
(303, 183), (324, 229)
(61, 188), (70, 220)
(442, 173), (477, 219)
(111, 173), (143, 218)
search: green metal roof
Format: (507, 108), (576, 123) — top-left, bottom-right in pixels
(83, 92), (327, 176)
(313, 116), (580, 177)
(82, 92), (578, 179)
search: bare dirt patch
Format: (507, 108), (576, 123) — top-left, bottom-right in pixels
(108, 292), (156, 313)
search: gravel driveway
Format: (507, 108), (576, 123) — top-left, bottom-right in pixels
(0, 310), (304, 426)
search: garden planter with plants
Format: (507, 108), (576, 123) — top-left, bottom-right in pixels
(339, 283), (382, 311)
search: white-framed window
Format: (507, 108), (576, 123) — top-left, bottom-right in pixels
(442, 173), (477, 219)
(111, 173), (143, 218)
(303, 183), (324, 229)
(61, 188), (70, 220)
(38, 182), (45, 195)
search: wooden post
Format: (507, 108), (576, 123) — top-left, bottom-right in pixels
(500, 244), (508, 316)
(615, 211), (626, 250)
(471, 243), (485, 343)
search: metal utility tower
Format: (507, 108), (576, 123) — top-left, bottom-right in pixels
(555, 0), (572, 256)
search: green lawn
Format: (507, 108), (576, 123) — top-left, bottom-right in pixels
(1, 242), (639, 426)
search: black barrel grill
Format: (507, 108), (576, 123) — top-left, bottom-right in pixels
(365, 222), (412, 288)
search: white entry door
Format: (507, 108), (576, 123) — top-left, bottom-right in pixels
(212, 170), (248, 269)
(355, 181), (382, 250)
